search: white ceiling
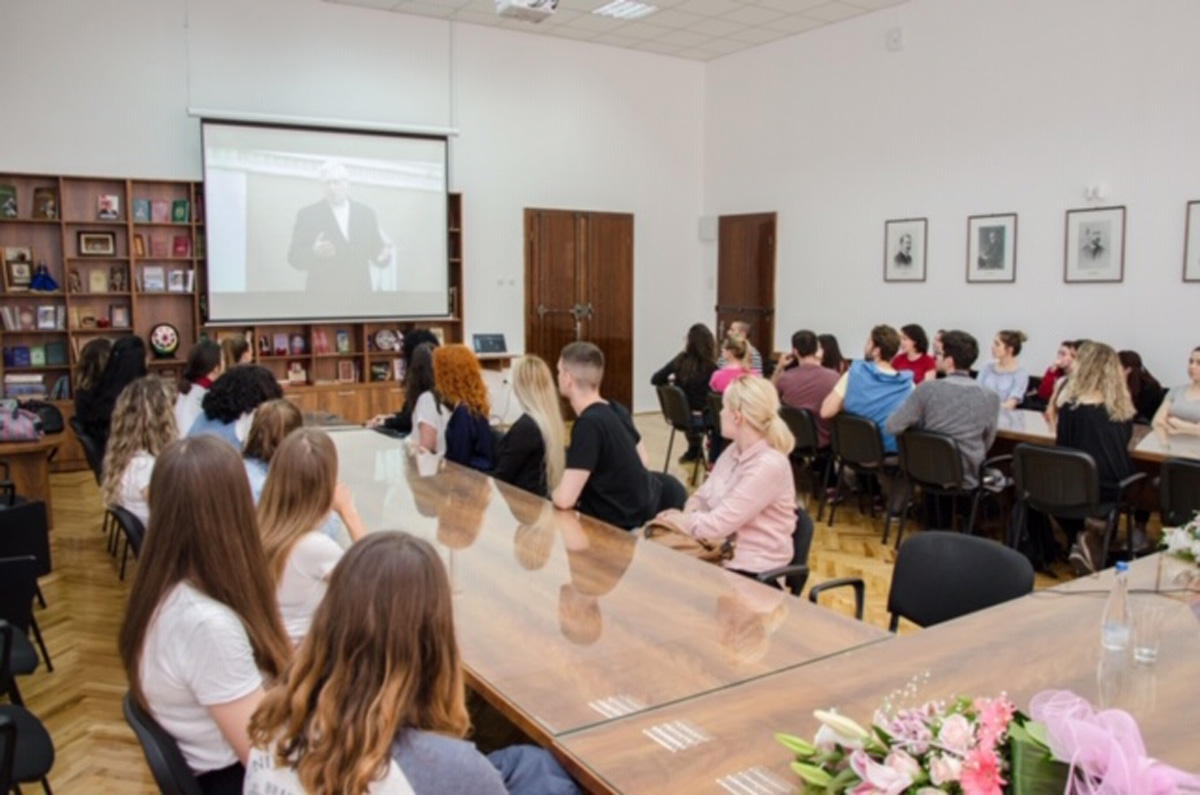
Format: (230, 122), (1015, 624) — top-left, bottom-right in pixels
(326, 0), (908, 61)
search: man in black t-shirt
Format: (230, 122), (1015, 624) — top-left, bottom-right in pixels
(551, 341), (662, 530)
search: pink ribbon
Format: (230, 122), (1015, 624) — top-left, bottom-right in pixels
(1028, 690), (1200, 794)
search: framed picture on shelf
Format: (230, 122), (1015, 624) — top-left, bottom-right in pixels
(109, 305), (130, 328)
(5, 257), (32, 292)
(17, 306), (35, 331)
(883, 218), (927, 282)
(133, 234), (146, 258)
(335, 329), (351, 353)
(36, 305), (57, 330)
(67, 269), (82, 294)
(966, 213), (1017, 283)
(1064, 205), (1125, 283)
(167, 269), (187, 292)
(337, 360), (355, 382)
(78, 231), (116, 257)
(109, 265), (127, 292)
(287, 362), (307, 385)
(0, 184), (15, 217)
(1184, 200), (1200, 282)
(88, 269), (109, 293)
(143, 265), (165, 292)
(97, 194), (120, 220)
(32, 187), (57, 220)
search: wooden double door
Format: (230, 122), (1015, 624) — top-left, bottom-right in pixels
(525, 209), (634, 410)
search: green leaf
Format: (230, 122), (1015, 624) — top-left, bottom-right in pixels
(776, 732), (816, 757)
(1009, 730), (1070, 795)
(791, 761), (835, 787)
(1023, 720), (1053, 749)
(827, 767), (860, 793)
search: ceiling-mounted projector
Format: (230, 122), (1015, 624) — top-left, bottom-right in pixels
(495, 0), (557, 23)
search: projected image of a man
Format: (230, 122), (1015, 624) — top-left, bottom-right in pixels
(287, 161), (392, 295)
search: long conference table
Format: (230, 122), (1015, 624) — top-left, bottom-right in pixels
(330, 428), (1200, 793)
(994, 408), (1200, 463)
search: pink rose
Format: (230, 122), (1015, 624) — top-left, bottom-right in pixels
(960, 747), (1005, 795)
(928, 753), (962, 786)
(848, 750), (914, 795)
(937, 714), (974, 755)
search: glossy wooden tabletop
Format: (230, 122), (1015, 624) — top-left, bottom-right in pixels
(330, 429), (886, 745)
(558, 583), (1200, 792)
(993, 408), (1200, 462)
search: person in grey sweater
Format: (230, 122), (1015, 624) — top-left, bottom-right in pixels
(885, 330), (1000, 487)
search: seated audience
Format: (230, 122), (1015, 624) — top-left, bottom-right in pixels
(72, 337), (111, 432)
(1055, 342), (1140, 569)
(246, 532), (578, 795)
(1152, 346), (1200, 437)
(220, 335), (252, 371)
(100, 376), (178, 526)
(433, 344), (494, 471)
(891, 323), (937, 385)
(772, 329), (839, 447)
(820, 325), (913, 454)
(366, 328), (441, 433)
(885, 330), (999, 487)
(175, 339), (223, 438)
(651, 322), (717, 462)
(242, 399), (303, 500)
(717, 320), (764, 374)
(552, 341), (684, 529)
(976, 329), (1030, 409)
(710, 335), (756, 393)
(118, 436), (291, 793)
(258, 428), (366, 645)
(1031, 340), (1079, 409)
(818, 333), (848, 374)
(931, 329), (945, 359)
(405, 344), (446, 454)
(654, 376), (796, 580)
(76, 336), (148, 455)
(492, 355), (566, 497)
(188, 364), (283, 449)
(1118, 350), (1164, 423)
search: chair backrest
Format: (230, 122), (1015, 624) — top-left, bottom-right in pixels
(898, 429), (964, 490)
(655, 385), (692, 430)
(1012, 443), (1099, 513)
(0, 501), (50, 578)
(887, 532), (1034, 630)
(123, 692), (204, 795)
(0, 556), (37, 634)
(0, 711), (14, 794)
(831, 413), (885, 467)
(785, 508), (815, 595)
(779, 407), (818, 455)
(1160, 457), (1200, 527)
(68, 417), (104, 485)
(706, 391), (723, 430)
(109, 506), (147, 557)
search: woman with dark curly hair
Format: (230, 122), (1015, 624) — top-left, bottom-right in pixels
(76, 336), (148, 455)
(432, 344), (493, 471)
(187, 364), (283, 449)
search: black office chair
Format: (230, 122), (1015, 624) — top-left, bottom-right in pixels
(655, 385), (704, 484)
(706, 391), (726, 463)
(0, 703), (55, 794)
(123, 692), (203, 795)
(1011, 443), (1145, 565)
(108, 506), (146, 581)
(67, 417), (103, 486)
(779, 407), (823, 500)
(0, 501), (52, 666)
(755, 508), (815, 596)
(809, 531), (1034, 631)
(891, 430), (1012, 548)
(824, 414), (897, 533)
(0, 559), (46, 704)
(1160, 458), (1200, 527)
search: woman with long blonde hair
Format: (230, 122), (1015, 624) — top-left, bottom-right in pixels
(246, 532), (577, 795)
(257, 428), (365, 644)
(119, 436), (290, 792)
(492, 355), (565, 497)
(100, 376), (177, 525)
(1054, 342), (1140, 571)
(654, 375), (797, 580)
(432, 344), (494, 471)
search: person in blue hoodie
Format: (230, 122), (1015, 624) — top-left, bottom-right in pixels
(819, 324), (914, 454)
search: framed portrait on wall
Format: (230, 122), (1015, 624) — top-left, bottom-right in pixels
(1064, 205), (1125, 283)
(883, 217), (927, 282)
(966, 213), (1017, 283)
(1184, 200), (1200, 282)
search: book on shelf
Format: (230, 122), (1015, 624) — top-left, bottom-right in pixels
(185, 269), (194, 292)
(150, 236), (168, 258)
(151, 200), (170, 223)
(312, 329), (331, 355)
(0, 184), (15, 218)
(0, 306), (15, 331)
(16, 306), (35, 331)
(172, 199), (190, 223)
(335, 329), (351, 353)
(172, 235), (190, 257)
(29, 346), (45, 367)
(88, 269), (109, 293)
(49, 374), (70, 399)
(10, 346), (30, 367)
(32, 187), (57, 220)
(167, 269), (187, 292)
(143, 266), (166, 292)
(195, 235), (206, 258)
(132, 198), (151, 222)
(55, 305), (65, 330)
(45, 341), (67, 366)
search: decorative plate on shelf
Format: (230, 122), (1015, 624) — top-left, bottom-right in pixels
(374, 328), (399, 352)
(149, 323), (180, 358)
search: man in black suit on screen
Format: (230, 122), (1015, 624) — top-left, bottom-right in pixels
(287, 160), (391, 295)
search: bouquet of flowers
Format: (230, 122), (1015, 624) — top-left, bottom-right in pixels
(1160, 513), (1200, 563)
(776, 690), (1200, 794)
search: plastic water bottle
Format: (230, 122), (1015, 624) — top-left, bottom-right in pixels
(1100, 560), (1131, 651)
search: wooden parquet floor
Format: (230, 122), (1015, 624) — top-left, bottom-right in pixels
(26, 417), (1078, 792)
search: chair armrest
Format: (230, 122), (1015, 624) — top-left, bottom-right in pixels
(755, 564), (809, 596)
(1116, 472), (1148, 495)
(807, 577), (865, 620)
(982, 454), (1013, 469)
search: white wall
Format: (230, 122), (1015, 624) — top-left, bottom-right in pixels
(703, 0), (1200, 383)
(1, 0), (706, 410)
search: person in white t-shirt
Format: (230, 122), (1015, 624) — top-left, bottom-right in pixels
(246, 532), (578, 795)
(100, 376), (178, 527)
(174, 339), (222, 439)
(405, 343), (448, 454)
(257, 428), (366, 645)
(118, 436), (291, 793)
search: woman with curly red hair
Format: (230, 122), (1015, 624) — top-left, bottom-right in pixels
(432, 344), (494, 471)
